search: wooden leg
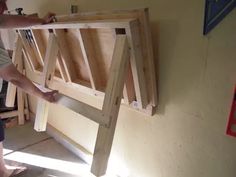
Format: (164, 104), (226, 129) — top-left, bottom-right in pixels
(5, 35), (23, 107)
(126, 21), (148, 109)
(24, 93), (30, 121)
(34, 99), (49, 131)
(34, 33), (59, 131)
(17, 88), (25, 125)
(91, 34), (130, 176)
(123, 62), (136, 104)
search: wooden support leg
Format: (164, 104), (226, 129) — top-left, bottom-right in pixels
(22, 70), (30, 121)
(5, 35), (23, 107)
(123, 61), (136, 104)
(34, 99), (49, 131)
(91, 34), (130, 176)
(126, 21), (148, 109)
(24, 92), (30, 121)
(16, 52), (25, 125)
(34, 33), (59, 132)
(17, 88), (25, 125)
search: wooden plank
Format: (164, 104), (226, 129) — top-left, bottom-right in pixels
(34, 99), (49, 131)
(123, 62), (136, 104)
(42, 33), (59, 87)
(22, 70), (30, 121)
(0, 110), (18, 118)
(91, 34), (130, 176)
(0, 109), (28, 119)
(126, 20), (148, 109)
(19, 31), (39, 71)
(16, 53), (25, 125)
(5, 35), (23, 107)
(17, 19), (134, 30)
(49, 78), (104, 98)
(17, 88), (25, 125)
(34, 33), (59, 132)
(22, 48), (35, 71)
(138, 9), (157, 106)
(24, 92), (30, 120)
(33, 82), (106, 125)
(55, 55), (68, 82)
(83, 28), (115, 90)
(56, 95), (106, 125)
(31, 29), (46, 64)
(113, 28), (136, 105)
(77, 29), (101, 90)
(54, 29), (76, 82)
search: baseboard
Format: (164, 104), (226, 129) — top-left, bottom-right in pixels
(29, 112), (93, 164)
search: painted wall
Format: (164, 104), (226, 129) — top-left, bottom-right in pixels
(6, 0), (236, 177)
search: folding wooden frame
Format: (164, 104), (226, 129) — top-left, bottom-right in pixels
(6, 8), (157, 176)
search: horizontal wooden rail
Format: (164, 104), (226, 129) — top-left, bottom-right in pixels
(56, 94), (107, 125)
(16, 19), (137, 30)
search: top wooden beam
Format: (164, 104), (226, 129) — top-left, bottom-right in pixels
(16, 19), (136, 30)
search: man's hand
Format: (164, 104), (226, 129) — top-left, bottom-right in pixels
(41, 90), (58, 103)
(0, 64), (59, 103)
(42, 12), (56, 24)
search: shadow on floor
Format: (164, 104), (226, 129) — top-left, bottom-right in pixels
(3, 122), (93, 177)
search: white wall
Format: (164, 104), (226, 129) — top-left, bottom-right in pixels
(7, 0), (236, 177)
(7, 0), (71, 16)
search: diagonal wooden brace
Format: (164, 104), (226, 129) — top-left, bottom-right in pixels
(34, 33), (59, 132)
(91, 34), (130, 176)
(5, 34), (23, 107)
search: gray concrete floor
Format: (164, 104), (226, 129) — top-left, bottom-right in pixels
(2, 122), (94, 177)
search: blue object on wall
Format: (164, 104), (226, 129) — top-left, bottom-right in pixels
(203, 0), (235, 35)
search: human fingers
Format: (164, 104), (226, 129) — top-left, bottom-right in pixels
(43, 90), (58, 102)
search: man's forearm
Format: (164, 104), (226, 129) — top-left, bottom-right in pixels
(0, 64), (44, 98)
(10, 72), (44, 98)
(0, 64), (57, 102)
(0, 14), (44, 28)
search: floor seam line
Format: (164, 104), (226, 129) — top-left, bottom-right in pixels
(4, 137), (53, 157)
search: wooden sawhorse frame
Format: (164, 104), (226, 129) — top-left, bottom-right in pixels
(6, 8), (157, 176)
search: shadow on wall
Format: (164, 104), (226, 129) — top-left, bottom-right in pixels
(150, 20), (180, 116)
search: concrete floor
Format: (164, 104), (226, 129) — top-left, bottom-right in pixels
(2, 122), (94, 177)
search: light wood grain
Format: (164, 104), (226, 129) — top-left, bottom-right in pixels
(5, 35), (23, 107)
(91, 34), (130, 176)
